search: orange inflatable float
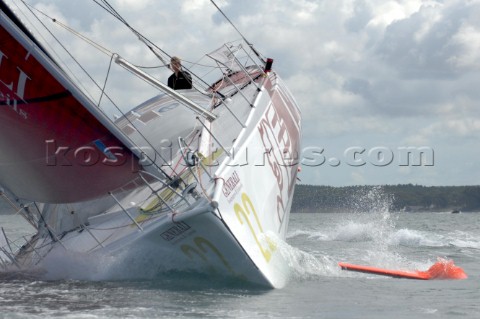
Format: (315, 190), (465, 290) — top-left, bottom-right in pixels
(339, 258), (467, 280)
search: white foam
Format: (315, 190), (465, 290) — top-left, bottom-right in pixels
(275, 237), (341, 280)
(448, 231), (480, 249)
(388, 229), (444, 247)
(331, 221), (378, 242)
(283, 187), (445, 275)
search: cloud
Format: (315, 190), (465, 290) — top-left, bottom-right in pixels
(375, 2), (472, 79)
(449, 24), (480, 69)
(4, 0), (479, 186)
(345, 0), (373, 33)
(116, 0), (153, 10)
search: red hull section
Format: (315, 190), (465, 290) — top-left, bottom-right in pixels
(0, 11), (139, 203)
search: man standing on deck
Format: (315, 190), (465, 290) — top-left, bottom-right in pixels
(167, 56), (193, 90)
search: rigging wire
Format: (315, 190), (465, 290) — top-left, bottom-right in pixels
(98, 54), (114, 107)
(18, 0), (115, 100)
(209, 0), (265, 64)
(15, 0), (175, 181)
(92, 0), (169, 66)
(18, 0), (212, 177)
(24, 5), (112, 56)
(91, 0), (221, 94)
(12, 0), (98, 102)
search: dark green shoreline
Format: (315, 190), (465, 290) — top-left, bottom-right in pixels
(292, 184), (480, 213)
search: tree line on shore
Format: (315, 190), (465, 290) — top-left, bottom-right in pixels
(291, 184), (480, 213)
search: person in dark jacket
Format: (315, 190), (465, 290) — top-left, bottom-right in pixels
(167, 56), (192, 90)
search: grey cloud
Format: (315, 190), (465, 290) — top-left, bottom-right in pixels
(212, 1), (263, 25)
(337, 1), (480, 121)
(343, 77), (373, 100)
(344, 0), (373, 33)
(375, 3), (474, 79)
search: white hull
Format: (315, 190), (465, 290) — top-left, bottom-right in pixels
(0, 5), (301, 288)
(13, 71), (299, 288)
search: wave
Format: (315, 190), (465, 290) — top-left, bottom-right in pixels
(387, 229), (444, 247)
(290, 224), (480, 249)
(449, 231), (480, 249)
(288, 219), (395, 244)
(283, 187), (479, 280)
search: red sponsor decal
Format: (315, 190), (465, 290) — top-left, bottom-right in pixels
(257, 75), (301, 223)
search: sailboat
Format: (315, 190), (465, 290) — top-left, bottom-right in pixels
(0, 1), (301, 288)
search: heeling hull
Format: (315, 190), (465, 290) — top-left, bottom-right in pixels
(26, 209), (270, 286)
(212, 72), (302, 288)
(142, 212), (271, 285)
(21, 72), (301, 288)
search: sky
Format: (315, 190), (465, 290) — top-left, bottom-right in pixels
(4, 0), (480, 186)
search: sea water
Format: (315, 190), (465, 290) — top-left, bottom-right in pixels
(0, 191), (479, 318)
